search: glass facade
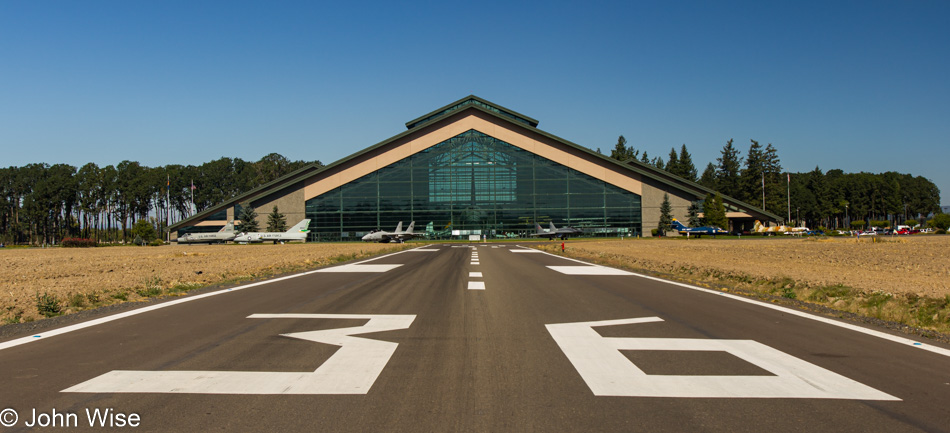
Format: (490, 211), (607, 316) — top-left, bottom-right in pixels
(305, 130), (641, 241)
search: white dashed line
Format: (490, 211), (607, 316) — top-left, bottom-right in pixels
(467, 281), (486, 290)
(469, 272), (482, 277)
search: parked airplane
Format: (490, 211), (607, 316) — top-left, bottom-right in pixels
(361, 221), (418, 243)
(671, 218), (727, 237)
(530, 222), (583, 240)
(753, 220), (808, 235)
(233, 219), (311, 243)
(177, 221), (237, 244)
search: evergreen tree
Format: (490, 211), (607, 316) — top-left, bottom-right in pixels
(699, 163), (717, 190)
(703, 193), (728, 230)
(715, 139), (743, 198)
(687, 200), (702, 227)
(640, 151), (650, 164)
(763, 143), (785, 214)
(666, 148), (679, 174)
(652, 156), (665, 170)
(237, 202), (259, 233)
(610, 135), (638, 161)
(266, 205), (287, 232)
(740, 139), (766, 208)
(657, 193), (673, 237)
(677, 144), (698, 181)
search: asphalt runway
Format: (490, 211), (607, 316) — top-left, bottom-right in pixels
(2, 243), (949, 432)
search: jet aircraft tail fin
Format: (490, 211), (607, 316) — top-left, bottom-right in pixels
(221, 220), (235, 232)
(287, 219), (311, 233)
(394, 221), (403, 234)
(671, 218), (688, 230)
(405, 221), (415, 234)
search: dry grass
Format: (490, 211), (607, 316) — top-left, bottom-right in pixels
(1, 242), (411, 324)
(538, 235), (950, 334)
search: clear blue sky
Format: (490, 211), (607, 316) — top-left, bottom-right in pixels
(2, 1), (947, 204)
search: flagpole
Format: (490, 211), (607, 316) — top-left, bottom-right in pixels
(190, 179), (195, 217)
(761, 172), (765, 211)
(787, 172), (791, 224)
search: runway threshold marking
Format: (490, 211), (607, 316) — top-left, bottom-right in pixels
(0, 246), (431, 352)
(547, 316), (899, 400)
(63, 314), (416, 395)
(547, 266), (634, 276)
(527, 247), (950, 359)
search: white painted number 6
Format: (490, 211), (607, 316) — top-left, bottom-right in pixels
(546, 317), (898, 400)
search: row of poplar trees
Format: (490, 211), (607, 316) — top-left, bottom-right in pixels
(608, 136), (941, 230)
(0, 153), (321, 245)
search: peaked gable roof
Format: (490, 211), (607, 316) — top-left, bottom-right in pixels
(171, 96), (780, 231)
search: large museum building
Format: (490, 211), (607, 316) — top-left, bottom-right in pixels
(169, 96), (779, 241)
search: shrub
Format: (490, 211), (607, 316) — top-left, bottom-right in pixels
(36, 292), (63, 317)
(62, 238), (97, 248)
(850, 220), (865, 230)
(68, 292), (87, 308)
(936, 229), (947, 235)
(148, 239), (164, 247)
(651, 228), (659, 237)
(131, 219), (157, 243)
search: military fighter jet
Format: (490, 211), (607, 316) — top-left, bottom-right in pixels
(671, 218), (727, 238)
(530, 222), (583, 240)
(177, 221), (237, 244)
(233, 219), (311, 243)
(361, 221), (418, 243)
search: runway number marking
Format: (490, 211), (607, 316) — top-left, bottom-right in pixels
(546, 317), (899, 400)
(63, 314), (415, 395)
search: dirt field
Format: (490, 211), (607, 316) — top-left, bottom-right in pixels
(2, 237), (949, 333)
(544, 236), (950, 298)
(536, 235), (950, 334)
(0, 243), (410, 324)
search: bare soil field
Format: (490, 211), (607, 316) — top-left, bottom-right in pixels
(0, 243), (410, 324)
(537, 235), (950, 335)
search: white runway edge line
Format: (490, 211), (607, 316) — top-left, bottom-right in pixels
(528, 248), (950, 359)
(0, 245), (435, 352)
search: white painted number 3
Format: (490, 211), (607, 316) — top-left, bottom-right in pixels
(546, 317), (899, 400)
(63, 314), (415, 395)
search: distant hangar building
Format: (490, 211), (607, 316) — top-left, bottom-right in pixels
(169, 96), (779, 241)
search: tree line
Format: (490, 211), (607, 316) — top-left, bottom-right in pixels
(0, 153), (321, 245)
(608, 136), (942, 229)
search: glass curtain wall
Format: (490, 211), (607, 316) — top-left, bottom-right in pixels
(305, 130), (641, 241)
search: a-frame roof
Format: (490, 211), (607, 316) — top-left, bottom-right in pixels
(170, 96), (779, 231)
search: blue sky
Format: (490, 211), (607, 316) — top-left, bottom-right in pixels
(2, 1), (947, 203)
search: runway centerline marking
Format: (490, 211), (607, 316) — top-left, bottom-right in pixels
(467, 281), (486, 290)
(547, 316), (899, 400)
(469, 272), (482, 277)
(63, 314), (415, 395)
